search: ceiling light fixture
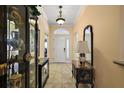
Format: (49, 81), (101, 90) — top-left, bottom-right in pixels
(56, 6), (65, 25)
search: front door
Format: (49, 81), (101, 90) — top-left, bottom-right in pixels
(54, 37), (66, 62)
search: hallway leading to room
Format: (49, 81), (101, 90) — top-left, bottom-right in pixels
(0, 5), (94, 88)
(1, 4), (124, 88)
(45, 63), (88, 88)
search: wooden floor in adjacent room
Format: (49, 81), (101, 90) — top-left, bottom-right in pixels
(44, 63), (88, 88)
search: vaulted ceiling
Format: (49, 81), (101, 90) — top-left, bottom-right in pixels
(42, 5), (82, 26)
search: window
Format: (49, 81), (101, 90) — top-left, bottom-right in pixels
(66, 38), (69, 59)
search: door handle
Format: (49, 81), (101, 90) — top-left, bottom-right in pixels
(64, 48), (66, 52)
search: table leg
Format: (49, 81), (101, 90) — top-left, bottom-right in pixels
(76, 82), (78, 88)
(72, 70), (73, 78)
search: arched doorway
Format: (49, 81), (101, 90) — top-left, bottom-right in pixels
(53, 28), (70, 63)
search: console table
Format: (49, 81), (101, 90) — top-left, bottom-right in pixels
(72, 60), (94, 88)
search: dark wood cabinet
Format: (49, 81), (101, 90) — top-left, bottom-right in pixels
(72, 60), (94, 88)
(0, 6), (30, 88)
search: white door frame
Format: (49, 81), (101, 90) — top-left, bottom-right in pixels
(53, 29), (70, 63)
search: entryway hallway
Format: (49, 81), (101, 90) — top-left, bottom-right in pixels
(45, 63), (88, 88)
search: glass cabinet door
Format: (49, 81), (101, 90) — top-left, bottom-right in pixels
(29, 18), (36, 88)
(7, 6), (27, 88)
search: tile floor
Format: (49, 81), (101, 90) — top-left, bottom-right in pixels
(44, 63), (88, 88)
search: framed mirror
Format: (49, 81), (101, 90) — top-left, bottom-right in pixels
(83, 25), (93, 66)
(44, 34), (48, 58)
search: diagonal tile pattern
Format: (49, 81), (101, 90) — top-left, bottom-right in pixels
(45, 63), (88, 88)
